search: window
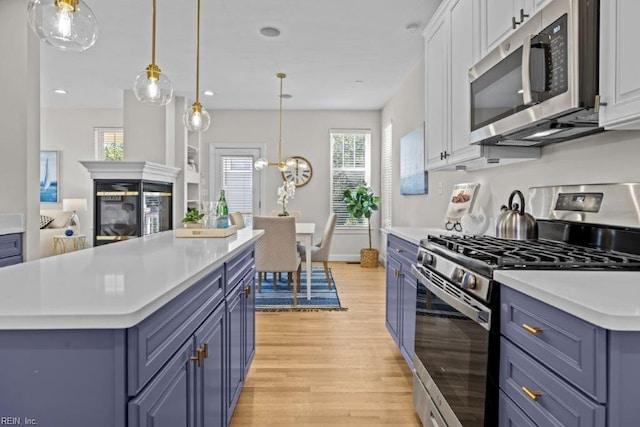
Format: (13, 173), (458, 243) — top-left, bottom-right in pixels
(330, 129), (372, 228)
(94, 128), (124, 161)
(382, 123), (393, 229)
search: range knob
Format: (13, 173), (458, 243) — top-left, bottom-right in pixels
(461, 273), (478, 290)
(452, 268), (465, 283)
(423, 253), (436, 267)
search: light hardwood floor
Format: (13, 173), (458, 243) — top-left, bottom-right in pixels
(230, 262), (421, 426)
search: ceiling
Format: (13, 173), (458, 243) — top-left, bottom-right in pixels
(40, 0), (442, 110)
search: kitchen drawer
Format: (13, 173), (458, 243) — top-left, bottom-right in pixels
(0, 255), (22, 268)
(225, 247), (254, 293)
(387, 234), (418, 269)
(127, 266), (224, 395)
(501, 287), (607, 402)
(500, 338), (606, 427)
(0, 233), (22, 259)
(500, 391), (536, 427)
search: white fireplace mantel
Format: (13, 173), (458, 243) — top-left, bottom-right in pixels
(79, 161), (181, 183)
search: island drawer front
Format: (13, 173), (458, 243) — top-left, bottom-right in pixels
(499, 391), (536, 427)
(501, 287), (607, 402)
(500, 338), (606, 427)
(0, 255), (22, 268)
(387, 234), (418, 269)
(225, 247), (254, 293)
(127, 266), (224, 396)
(0, 233), (22, 259)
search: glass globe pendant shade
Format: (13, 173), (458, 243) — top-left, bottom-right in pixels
(254, 158), (269, 170)
(284, 157), (297, 169)
(27, 0), (98, 52)
(133, 65), (173, 106)
(183, 103), (211, 132)
(277, 161), (288, 172)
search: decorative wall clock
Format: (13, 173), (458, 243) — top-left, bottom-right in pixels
(282, 156), (313, 187)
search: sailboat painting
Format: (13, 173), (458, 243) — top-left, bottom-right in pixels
(40, 151), (59, 203)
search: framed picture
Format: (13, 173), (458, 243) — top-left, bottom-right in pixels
(40, 150), (59, 203)
(400, 126), (428, 195)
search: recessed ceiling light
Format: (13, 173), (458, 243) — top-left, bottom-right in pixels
(405, 23), (420, 33)
(279, 93), (293, 99)
(355, 80), (364, 84)
(260, 27), (281, 37)
(53, 89), (68, 94)
(203, 90), (214, 96)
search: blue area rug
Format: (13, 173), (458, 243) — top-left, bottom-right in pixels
(255, 267), (347, 311)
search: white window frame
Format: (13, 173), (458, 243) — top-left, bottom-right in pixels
(94, 127), (124, 161)
(381, 122), (393, 229)
(329, 129), (372, 230)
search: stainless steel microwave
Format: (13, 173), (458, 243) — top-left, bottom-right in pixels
(469, 0), (601, 146)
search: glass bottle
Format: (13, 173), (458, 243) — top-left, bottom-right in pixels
(215, 190), (229, 228)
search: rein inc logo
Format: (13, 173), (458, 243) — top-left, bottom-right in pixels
(1, 418), (38, 425)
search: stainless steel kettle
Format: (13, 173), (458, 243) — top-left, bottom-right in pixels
(495, 190), (538, 240)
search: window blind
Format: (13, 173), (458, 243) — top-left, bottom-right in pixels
(94, 128), (124, 161)
(382, 123), (393, 229)
(218, 155), (254, 214)
(329, 130), (372, 228)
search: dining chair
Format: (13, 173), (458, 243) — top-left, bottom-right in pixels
(297, 213), (337, 289)
(229, 212), (245, 229)
(253, 216), (302, 305)
(271, 210), (301, 222)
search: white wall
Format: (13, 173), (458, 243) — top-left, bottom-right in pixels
(382, 60), (640, 233)
(0, 0), (40, 261)
(40, 108), (124, 243)
(202, 109), (381, 260)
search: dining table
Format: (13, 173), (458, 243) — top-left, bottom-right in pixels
(295, 222), (316, 300)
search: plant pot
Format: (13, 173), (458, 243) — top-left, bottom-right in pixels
(360, 248), (379, 268)
(185, 222), (200, 229)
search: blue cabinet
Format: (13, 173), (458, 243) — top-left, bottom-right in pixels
(243, 270), (256, 376)
(385, 234), (418, 368)
(0, 233), (22, 267)
(226, 281), (244, 422)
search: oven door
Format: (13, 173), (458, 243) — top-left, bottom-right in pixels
(411, 264), (498, 427)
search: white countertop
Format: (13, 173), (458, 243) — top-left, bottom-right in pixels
(385, 227), (454, 246)
(0, 214), (24, 235)
(495, 270), (640, 331)
(0, 229), (263, 330)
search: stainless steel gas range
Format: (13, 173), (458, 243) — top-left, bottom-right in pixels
(411, 183), (640, 427)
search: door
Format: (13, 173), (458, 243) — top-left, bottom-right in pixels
(194, 303), (226, 427)
(243, 270), (256, 375)
(226, 283), (244, 423)
(211, 147), (263, 227)
(385, 255), (401, 343)
(128, 339), (195, 427)
(599, 0), (640, 129)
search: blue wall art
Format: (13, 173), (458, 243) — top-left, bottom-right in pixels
(400, 126), (428, 195)
(40, 150), (59, 203)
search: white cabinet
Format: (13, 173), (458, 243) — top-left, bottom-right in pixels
(599, 0), (640, 129)
(479, 0), (535, 57)
(174, 97), (202, 226)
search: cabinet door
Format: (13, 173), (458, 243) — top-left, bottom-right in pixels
(424, 15), (449, 169)
(400, 271), (417, 368)
(448, 0), (481, 164)
(129, 339), (195, 427)
(243, 270), (256, 375)
(194, 303), (226, 427)
(599, 0), (640, 129)
(226, 283), (244, 423)
(385, 256), (401, 344)
(481, 0), (518, 55)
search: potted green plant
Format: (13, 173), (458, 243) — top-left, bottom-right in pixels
(182, 208), (204, 228)
(343, 184), (381, 268)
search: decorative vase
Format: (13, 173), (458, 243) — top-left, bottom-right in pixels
(278, 211), (289, 217)
(360, 248), (379, 268)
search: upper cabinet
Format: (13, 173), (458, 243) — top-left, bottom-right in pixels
(599, 0), (640, 129)
(479, 0), (535, 57)
(423, 0), (539, 171)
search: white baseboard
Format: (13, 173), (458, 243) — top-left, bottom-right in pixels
(328, 254), (362, 262)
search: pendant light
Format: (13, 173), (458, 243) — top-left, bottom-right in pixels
(183, 0), (211, 132)
(254, 73), (296, 172)
(133, 0), (173, 106)
(27, 0), (98, 52)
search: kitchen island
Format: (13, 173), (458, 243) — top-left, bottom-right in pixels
(0, 228), (263, 427)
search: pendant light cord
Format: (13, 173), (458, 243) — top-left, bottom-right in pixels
(151, 0), (156, 66)
(195, 0), (201, 104)
(278, 74), (283, 162)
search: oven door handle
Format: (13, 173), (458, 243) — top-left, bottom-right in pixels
(412, 265), (491, 330)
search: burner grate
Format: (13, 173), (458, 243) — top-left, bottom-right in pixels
(427, 235), (640, 270)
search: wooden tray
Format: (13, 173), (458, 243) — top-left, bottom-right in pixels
(175, 225), (238, 238)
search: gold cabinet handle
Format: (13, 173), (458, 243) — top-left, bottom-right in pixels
(203, 342), (209, 359)
(522, 324), (543, 335)
(521, 386), (542, 401)
(190, 347), (204, 367)
(395, 248), (403, 253)
(244, 286), (251, 297)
